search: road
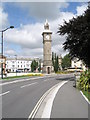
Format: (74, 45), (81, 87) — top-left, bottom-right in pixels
(0, 74), (89, 119)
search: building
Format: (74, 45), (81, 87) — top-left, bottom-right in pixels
(70, 57), (87, 71)
(42, 20), (53, 74)
(6, 57), (34, 73)
(0, 55), (6, 75)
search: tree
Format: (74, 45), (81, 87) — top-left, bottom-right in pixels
(52, 52), (55, 67)
(55, 55), (59, 72)
(58, 2), (90, 68)
(61, 54), (71, 69)
(38, 64), (41, 72)
(52, 52), (59, 72)
(38, 60), (41, 72)
(31, 60), (38, 72)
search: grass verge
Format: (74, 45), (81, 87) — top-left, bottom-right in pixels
(82, 90), (90, 102)
(56, 71), (74, 74)
(1, 73), (44, 80)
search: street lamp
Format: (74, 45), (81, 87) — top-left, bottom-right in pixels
(0, 26), (14, 79)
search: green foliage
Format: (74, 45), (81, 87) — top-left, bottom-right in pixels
(52, 52), (59, 73)
(38, 64), (41, 72)
(61, 54), (71, 69)
(78, 70), (90, 91)
(31, 60), (38, 72)
(52, 52), (55, 66)
(3, 73), (43, 80)
(58, 3), (90, 68)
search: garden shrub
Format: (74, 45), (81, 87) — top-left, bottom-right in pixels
(78, 70), (90, 91)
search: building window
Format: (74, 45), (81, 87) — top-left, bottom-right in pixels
(12, 65), (15, 68)
(18, 65), (19, 67)
(21, 65), (22, 68)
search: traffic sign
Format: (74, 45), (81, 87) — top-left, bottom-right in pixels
(0, 59), (5, 63)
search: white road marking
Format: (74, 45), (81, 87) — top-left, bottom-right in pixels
(41, 81), (68, 118)
(0, 91), (10, 96)
(28, 81), (68, 119)
(44, 79), (51, 82)
(20, 82), (38, 88)
(80, 91), (90, 104)
(0, 77), (44, 86)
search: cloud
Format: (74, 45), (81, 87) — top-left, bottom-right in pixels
(76, 3), (88, 16)
(21, 48), (43, 58)
(0, 4), (9, 29)
(2, 0), (90, 2)
(5, 10), (75, 58)
(14, 2), (69, 21)
(4, 2), (88, 58)
(5, 49), (16, 55)
(5, 23), (43, 49)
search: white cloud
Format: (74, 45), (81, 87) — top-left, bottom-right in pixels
(5, 49), (16, 55)
(5, 10), (75, 58)
(2, 0), (90, 2)
(4, 2), (88, 58)
(76, 3), (88, 16)
(15, 2), (69, 21)
(5, 23), (43, 49)
(21, 48), (43, 58)
(0, 4), (9, 30)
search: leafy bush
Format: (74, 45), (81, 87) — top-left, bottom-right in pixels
(78, 70), (90, 91)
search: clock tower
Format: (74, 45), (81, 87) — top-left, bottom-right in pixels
(42, 20), (53, 74)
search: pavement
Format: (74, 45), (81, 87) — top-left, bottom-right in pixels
(51, 80), (89, 118)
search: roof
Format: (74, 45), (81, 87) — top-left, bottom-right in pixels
(42, 29), (52, 35)
(44, 19), (49, 26)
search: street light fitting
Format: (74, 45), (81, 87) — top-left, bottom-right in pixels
(10, 26), (14, 29)
(0, 26), (14, 32)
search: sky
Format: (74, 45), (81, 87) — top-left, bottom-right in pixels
(0, 1), (88, 59)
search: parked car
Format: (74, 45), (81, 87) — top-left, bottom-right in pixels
(16, 70), (22, 73)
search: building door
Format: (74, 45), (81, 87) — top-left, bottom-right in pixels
(47, 67), (50, 74)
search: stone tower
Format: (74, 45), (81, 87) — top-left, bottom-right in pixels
(42, 20), (53, 74)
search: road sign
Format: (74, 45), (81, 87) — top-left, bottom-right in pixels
(0, 59), (5, 63)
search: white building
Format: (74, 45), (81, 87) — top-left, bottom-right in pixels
(71, 57), (86, 71)
(6, 57), (38, 73)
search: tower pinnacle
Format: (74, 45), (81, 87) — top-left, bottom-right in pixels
(44, 19), (49, 30)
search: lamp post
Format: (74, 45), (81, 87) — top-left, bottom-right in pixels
(0, 26), (14, 79)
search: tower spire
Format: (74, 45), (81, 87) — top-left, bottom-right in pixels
(44, 19), (49, 30)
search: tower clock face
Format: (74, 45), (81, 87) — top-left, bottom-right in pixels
(45, 35), (50, 40)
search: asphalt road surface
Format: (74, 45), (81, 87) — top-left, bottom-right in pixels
(0, 74), (88, 119)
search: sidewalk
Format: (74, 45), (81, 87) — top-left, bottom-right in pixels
(51, 81), (89, 119)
